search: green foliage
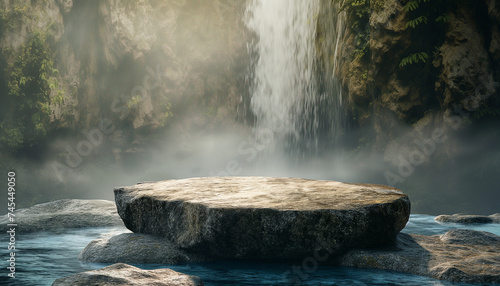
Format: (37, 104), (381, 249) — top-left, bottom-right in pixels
(354, 32), (370, 59)
(403, 0), (430, 13)
(0, 8), (6, 33)
(159, 102), (172, 127)
(340, 0), (370, 30)
(338, 0), (372, 59)
(435, 14), (450, 23)
(0, 8), (15, 35)
(0, 121), (23, 149)
(0, 30), (55, 151)
(371, 0), (385, 11)
(127, 95), (142, 109)
(404, 1), (419, 12)
(399, 0), (449, 68)
(406, 15), (428, 29)
(403, 0), (448, 30)
(361, 69), (368, 80)
(12, 3), (28, 19)
(53, 90), (64, 105)
(0, 3), (28, 33)
(399, 52), (429, 67)
(338, 0), (387, 58)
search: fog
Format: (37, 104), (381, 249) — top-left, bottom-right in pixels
(2, 117), (499, 216)
(0, 0), (499, 216)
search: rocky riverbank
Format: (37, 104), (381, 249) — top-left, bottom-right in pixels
(436, 213), (500, 224)
(114, 177), (410, 260)
(3, 178), (498, 285)
(0, 199), (123, 233)
(51, 263), (204, 286)
(78, 232), (209, 264)
(339, 229), (500, 284)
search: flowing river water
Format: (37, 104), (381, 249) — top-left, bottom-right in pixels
(1, 215), (499, 285)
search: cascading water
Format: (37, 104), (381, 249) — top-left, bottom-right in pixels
(245, 0), (346, 160)
(245, 0), (320, 153)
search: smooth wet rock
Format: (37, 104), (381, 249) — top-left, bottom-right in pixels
(79, 232), (209, 264)
(51, 263), (203, 286)
(435, 213), (500, 224)
(0, 199), (123, 233)
(440, 229), (500, 246)
(339, 230), (500, 284)
(114, 177), (410, 260)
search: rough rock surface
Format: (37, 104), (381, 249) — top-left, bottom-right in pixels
(435, 213), (500, 224)
(114, 177), (410, 260)
(51, 263), (203, 286)
(339, 229), (500, 284)
(0, 0), (248, 132)
(440, 229), (500, 246)
(79, 232), (208, 264)
(336, 0), (500, 142)
(0, 199), (123, 233)
(330, 0), (500, 215)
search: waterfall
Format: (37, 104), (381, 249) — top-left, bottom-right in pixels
(245, 0), (345, 158)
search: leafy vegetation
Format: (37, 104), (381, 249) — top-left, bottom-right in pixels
(0, 3), (28, 34)
(159, 101), (173, 127)
(399, 52), (429, 67)
(403, 0), (449, 26)
(336, 0), (386, 59)
(337, 0), (449, 66)
(338, 0), (371, 59)
(0, 30), (56, 152)
(399, 0), (449, 67)
(127, 95), (142, 109)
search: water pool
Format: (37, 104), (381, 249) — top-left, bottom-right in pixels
(1, 214), (498, 286)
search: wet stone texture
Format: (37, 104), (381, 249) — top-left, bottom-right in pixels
(0, 199), (124, 233)
(51, 263), (203, 286)
(339, 229), (500, 284)
(114, 176), (410, 260)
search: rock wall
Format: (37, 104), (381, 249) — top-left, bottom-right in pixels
(0, 0), (248, 150)
(0, 0), (250, 208)
(336, 0), (500, 154)
(323, 0), (500, 213)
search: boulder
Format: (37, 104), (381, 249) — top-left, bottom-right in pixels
(114, 176), (410, 260)
(435, 213), (500, 224)
(338, 230), (500, 284)
(79, 232), (209, 264)
(440, 229), (500, 246)
(0, 199), (123, 233)
(51, 263), (203, 286)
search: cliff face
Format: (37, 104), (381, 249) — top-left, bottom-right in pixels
(0, 0), (248, 152)
(338, 0), (500, 153)
(0, 0), (250, 207)
(331, 0), (500, 213)
(2, 0), (498, 213)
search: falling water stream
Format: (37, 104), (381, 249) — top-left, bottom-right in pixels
(245, 0), (346, 161)
(245, 0), (320, 154)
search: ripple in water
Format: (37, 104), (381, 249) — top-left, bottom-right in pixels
(1, 215), (498, 285)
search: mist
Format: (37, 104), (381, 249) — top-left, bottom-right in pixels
(0, 0), (499, 216)
(2, 116), (499, 216)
